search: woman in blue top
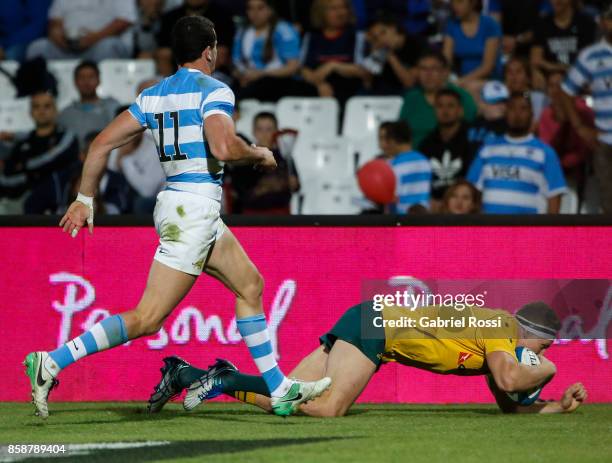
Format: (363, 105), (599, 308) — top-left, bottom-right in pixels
(443, 0), (502, 85)
(233, 0), (314, 101)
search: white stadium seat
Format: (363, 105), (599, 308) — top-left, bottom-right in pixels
(99, 59), (156, 105)
(277, 97), (339, 138)
(560, 186), (579, 214)
(235, 99), (277, 140)
(0, 98), (33, 132)
(295, 177), (362, 214)
(47, 60), (80, 110)
(342, 96), (403, 139)
(291, 136), (361, 214)
(292, 136), (357, 179)
(342, 96), (402, 165)
(0, 61), (19, 101)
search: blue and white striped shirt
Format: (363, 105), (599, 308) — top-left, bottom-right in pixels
(128, 67), (234, 201)
(467, 135), (567, 214)
(562, 39), (612, 145)
(390, 151), (432, 214)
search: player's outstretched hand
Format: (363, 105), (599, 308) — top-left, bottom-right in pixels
(560, 382), (587, 413)
(60, 200), (94, 238)
(253, 146), (277, 172)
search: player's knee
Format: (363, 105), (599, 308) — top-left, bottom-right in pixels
(306, 397), (348, 418)
(241, 270), (264, 304)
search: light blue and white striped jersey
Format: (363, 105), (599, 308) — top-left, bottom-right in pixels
(390, 151), (432, 214)
(562, 39), (612, 145)
(467, 135), (567, 214)
(128, 67), (234, 201)
(232, 21), (301, 72)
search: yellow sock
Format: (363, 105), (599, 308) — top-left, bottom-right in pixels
(233, 391), (258, 405)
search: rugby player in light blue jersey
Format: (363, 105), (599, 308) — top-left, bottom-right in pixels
(24, 16), (330, 418)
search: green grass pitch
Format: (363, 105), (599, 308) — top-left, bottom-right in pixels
(0, 403), (610, 463)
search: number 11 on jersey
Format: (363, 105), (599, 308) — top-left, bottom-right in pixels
(154, 111), (187, 162)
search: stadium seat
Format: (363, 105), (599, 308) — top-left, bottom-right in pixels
(99, 59), (156, 105)
(236, 99), (277, 140)
(295, 177), (362, 214)
(0, 98), (34, 132)
(0, 61), (19, 101)
(47, 60), (80, 110)
(291, 136), (361, 214)
(292, 136), (357, 179)
(342, 96), (402, 162)
(560, 186), (579, 214)
(277, 97), (339, 138)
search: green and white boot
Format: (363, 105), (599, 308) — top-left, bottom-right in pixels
(271, 377), (332, 417)
(23, 352), (59, 419)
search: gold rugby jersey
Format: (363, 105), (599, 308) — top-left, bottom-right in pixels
(380, 305), (518, 375)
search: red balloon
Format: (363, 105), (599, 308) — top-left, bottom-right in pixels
(357, 159), (396, 205)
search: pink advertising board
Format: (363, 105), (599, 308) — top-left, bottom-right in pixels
(0, 226), (610, 403)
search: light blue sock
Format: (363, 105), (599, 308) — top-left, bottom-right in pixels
(48, 315), (128, 371)
(236, 313), (292, 397)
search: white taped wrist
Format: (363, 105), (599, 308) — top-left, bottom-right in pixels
(76, 193), (94, 224)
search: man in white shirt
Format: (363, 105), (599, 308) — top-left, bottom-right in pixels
(26, 0), (137, 61)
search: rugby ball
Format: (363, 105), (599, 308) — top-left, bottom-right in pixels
(506, 347), (542, 405)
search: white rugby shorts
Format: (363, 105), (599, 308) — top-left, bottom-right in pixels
(153, 190), (226, 276)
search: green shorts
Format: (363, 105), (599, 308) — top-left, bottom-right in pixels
(319, 301), (386, 370)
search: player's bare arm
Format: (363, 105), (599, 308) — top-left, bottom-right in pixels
(59, 111), (145, 237)
(204, 113), (277, 170)
(487, 375), (588, 414)
(486, 350), (556, 393)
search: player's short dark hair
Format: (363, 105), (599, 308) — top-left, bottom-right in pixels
(253, 111), (278, 128)
(516, 302), (561, 338)
(74, 60), (99, 79)
(382, 121), (412, 144)
(172, 16), (217, 65)
(436, 88), (462, 104)
(418, 49), (448, 68)
(368, 12), (403, 32)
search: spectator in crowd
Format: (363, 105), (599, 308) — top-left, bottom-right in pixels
(362, 14), (425, 95)
(55, 132), (134, 215)
(531, 0), (597, 89)
(0, 91), (79, 214)
(366, 0), (435, 36)
(226, 112), (299, 214)
(380, 121), (432, 214)
(561, 5), (612, 214)
(399, 50), (477, 148)
(158, 0), (234, 73)
(26, 0), (137, 61)
(467, 80), (508, 147)
(0, 0), (51, 62)
(441, 179), (482, 213)
(443, 0), (502, 87)
(419, 88), (479, 210)
(233, 0), (310, 101)
(467, 93), (567, 214)
(504, 56), (547, 123)
(301, 0), (368, 106)
(494, 0), (540, 58)
(58, 61), (120, 148)
(539, 70), (594, 197)
(133, 0), (165, 58)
